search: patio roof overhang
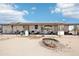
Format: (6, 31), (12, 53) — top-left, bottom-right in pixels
(0, 23), (79, 26)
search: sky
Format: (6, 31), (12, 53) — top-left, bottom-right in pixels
(0, 3), (79, 23)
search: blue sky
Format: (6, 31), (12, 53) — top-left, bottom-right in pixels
(0, 3), (79, 23)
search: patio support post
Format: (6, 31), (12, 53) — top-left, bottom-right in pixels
(58, 25), (60, 36)
(11, 25), (13, 34)
(75, 25), (77, 35)
(23, 25), (25, 31)
(28, 25), (29, 35)
(1, 25), (3, 34)
(41, 25), (44, 37)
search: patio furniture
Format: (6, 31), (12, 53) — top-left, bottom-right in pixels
(30, 30), (41, 34)
(20, 31), (25, 36)
(15, 30), (20, 34)
(64, 31), (72, 35)
(48, 31), (53, 35)
(77, 32), (79, 35)
(30, 30), (35, 34)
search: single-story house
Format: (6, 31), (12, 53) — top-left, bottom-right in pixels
(0, 23), (79, 35)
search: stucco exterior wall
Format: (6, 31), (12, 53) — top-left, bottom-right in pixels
(23, 26), (28, 30)
(64, 25), (69, 32)
(12, 26), (24, 33)
(53, 25), (58, 33)
(77, 25), (79, 30)
(1, 24), (79, 35)
(3, 25), (12, 33)
(29, 25), (41, 32)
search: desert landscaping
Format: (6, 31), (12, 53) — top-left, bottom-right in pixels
(0, 35), (79, 56)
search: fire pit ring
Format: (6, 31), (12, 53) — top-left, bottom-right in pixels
(42, 38), (59, 48)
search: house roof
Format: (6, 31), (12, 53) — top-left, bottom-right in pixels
(0, 22), (79, 26)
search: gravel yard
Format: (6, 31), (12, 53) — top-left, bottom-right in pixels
(0, 35), (79, 56)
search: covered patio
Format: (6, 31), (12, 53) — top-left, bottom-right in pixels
(0, 23), (79, 35)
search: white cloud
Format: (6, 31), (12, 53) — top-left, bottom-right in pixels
(31, 7), (36, 10)
(0, 4), (14, 10)
(30, 7), (37, 14)
(55, 3), (79, 19)
(0, 3), (29, 23)
(54, 8), (61, 13)
(23, 10), (29, 15)
(56, 3), (75, 9)
(51, 10), (54, 14)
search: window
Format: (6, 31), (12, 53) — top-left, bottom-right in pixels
(35, 25), (38, 29)
(58, 25), (64, 31)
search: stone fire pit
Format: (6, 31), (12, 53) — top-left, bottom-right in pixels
(42, 38), (60, 48)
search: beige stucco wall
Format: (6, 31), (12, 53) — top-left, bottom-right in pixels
(58, 25), (64, 31)
(3, 25), (12, 33)
(64, 25), (69, 32)
(53, 25), (58, 33)
(12, 26), (24, 33)
(29, 25), (41, 32)
(1, 24), (78, 35)
(2, 25), (27, 34)
(24, 26), (28, 30)
(77, 25), (79, 30)
(29, 25), (35, 31)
